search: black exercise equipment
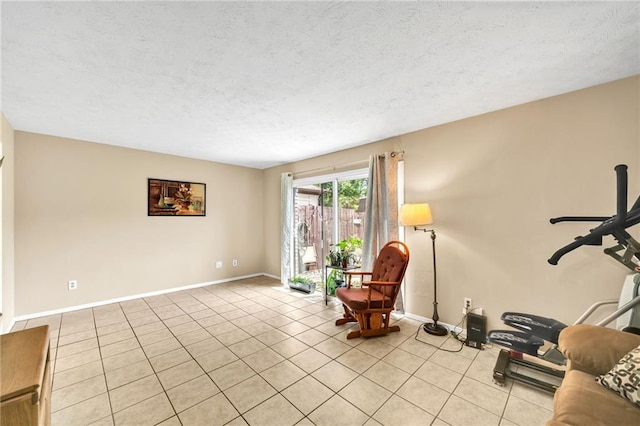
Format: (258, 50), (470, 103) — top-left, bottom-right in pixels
(548, 164), (640, 271)
(489, 164), (640, 393)
(488, 312), (567, 393)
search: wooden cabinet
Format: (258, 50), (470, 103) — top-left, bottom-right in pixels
(1, 325), (51, 426)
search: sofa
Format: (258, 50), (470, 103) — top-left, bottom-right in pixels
(547, 324), (640, 425)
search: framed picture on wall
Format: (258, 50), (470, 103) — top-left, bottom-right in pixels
(148, 178), (206, 216)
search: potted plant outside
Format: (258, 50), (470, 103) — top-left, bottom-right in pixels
(327, 236), (362, 268)
(326, 268), (346, 295)
(288, 276), (316, 293)
(325, 236), (363, 294)
(327, 249), (350, 268)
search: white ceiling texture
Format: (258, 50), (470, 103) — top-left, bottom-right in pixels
(2, 2), (639, 169)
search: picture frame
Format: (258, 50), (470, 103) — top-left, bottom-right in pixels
(148, 178), (206, 216)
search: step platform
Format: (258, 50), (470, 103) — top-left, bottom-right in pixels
(487, 330), (545, 356)
(499, 312), (567, 344)
(492, 349), (565, 393)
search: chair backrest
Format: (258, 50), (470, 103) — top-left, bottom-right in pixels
(370, 241), (410, 300)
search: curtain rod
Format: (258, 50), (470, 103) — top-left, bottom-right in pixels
(292, 150), (404, 177)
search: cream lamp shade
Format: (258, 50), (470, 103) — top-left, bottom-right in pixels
(400, 203), (433, 227)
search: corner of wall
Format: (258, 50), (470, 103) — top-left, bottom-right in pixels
(1, 112), (16, 333)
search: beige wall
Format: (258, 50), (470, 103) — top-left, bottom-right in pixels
(8, 76), (640, 330)
(1, 113), (16, 331)
(14, 132), (264, 315)
(264, 76), (640, 330)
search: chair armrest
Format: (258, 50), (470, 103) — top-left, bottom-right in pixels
(344, 271), (371, 288)
(362, 280), (401, 286)
(559, 324), (640, 375)
(362, 281), (401, 308)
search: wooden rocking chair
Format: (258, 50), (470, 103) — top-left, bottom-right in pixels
(335, 241), (410, 339)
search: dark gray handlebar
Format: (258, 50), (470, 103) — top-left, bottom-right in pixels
(548, 164), (628, 265)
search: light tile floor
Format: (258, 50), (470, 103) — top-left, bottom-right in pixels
(13, 276), (555, 426)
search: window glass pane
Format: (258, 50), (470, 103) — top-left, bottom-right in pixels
(291, 170), (367, 296)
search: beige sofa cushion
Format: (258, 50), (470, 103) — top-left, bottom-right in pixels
(549, 369), (640, 426)
(548, 325), (640, 426)
(558, 324), (640, 376)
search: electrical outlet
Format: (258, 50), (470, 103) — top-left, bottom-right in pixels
(232, 259), (238, 267)
(463, 297), (472, 314)
(215, 261), (223, 269)
(68, 280), (78, 290)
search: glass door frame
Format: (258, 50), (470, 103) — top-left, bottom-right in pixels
(292, 168), (368, 302)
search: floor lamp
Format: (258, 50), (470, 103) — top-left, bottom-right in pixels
(400, 203), (448, 336)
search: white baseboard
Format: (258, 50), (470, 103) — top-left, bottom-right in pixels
(13, 273), (467, 338)
(1, 318), (16, 334)
(13, 272), (268, 323)
(262, 273), (280, 281)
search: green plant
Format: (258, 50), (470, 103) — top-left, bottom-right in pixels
(326, 236), (362, 267)
(326, 250), (344, 267)
(288, 275), (316, 294)
(326, 268), (346, 294)
(289, 276), (314, 285)
(346, 236), (363, 252)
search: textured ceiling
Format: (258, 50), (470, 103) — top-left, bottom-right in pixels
(2, 2), (639, 169)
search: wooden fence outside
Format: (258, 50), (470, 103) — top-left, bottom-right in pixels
(294, 205), (365, 271)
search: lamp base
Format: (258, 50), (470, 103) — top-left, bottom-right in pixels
(423, 322), (448, 336)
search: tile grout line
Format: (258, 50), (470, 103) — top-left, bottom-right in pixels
(91, 306), (117, 426)
(39, 279), (552, 426)
(139, 296), (190, 424)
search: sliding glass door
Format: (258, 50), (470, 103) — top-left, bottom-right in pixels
(291, 169), (368, 297)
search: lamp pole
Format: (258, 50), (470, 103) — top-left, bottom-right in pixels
(418, 227), (448, 336)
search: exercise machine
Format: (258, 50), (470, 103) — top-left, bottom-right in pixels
(489, 164), (640, 392)
(489, 313), (567, 392)
(547, 164), (640, 272)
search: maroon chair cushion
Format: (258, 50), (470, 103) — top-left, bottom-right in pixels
(336, 287), (393, 310)
(369, 245), (409, 298)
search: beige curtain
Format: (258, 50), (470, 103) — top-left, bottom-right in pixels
(362, 152), (403, 312)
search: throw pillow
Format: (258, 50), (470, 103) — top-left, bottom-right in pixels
(596, 344), (640, 407)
